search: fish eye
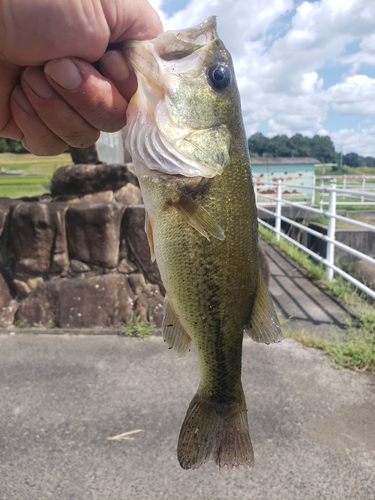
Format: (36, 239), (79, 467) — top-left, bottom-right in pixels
(208, 64), (232, 90)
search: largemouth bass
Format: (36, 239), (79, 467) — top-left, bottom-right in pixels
(124, 17), (282, 470)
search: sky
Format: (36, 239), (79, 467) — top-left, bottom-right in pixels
(148, 0), (375, 157)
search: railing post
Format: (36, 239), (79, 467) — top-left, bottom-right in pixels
(361, 175), (365, 203)
(319, 177), (324, 211)
(311, 175), (315, 206)
(343, 174), (346, 200)
(326, 181), (336, 281)
(275, 180), (282, 241)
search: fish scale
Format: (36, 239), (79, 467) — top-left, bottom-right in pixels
(124, 16), (282, 469)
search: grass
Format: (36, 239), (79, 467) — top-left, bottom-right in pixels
(0, 152), (71, 173)
(304, 214), (365, 230)
(0, 152), (71, 198)
(284, 331), (375, 372)
(122, 315), (154, 338)
(315, 165), (375, 176)
(259, 224), (375, 372)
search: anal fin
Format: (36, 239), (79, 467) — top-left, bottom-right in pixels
(244, 270), (283, 344)
(162, 299), (191, 356)
(172, 192), (225, 241)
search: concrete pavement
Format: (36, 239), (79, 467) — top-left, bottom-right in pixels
(1, 244), (375, 499)
(1, 334), (374, 499)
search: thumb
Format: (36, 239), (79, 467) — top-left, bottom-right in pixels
(102, 0), (163, 43)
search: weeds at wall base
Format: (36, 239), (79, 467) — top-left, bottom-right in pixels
(122, 315), (154, 339)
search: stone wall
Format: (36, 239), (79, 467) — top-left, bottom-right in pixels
(0, 163), (164, 329)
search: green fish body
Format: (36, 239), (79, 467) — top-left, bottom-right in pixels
(124, 17), (282, 469)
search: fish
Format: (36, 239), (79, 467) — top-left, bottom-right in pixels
(123, 17), (283, 470)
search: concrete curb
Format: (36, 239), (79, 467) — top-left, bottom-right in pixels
(0, 326), (162, 336)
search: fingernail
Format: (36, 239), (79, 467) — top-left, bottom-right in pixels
(45, 58), (82, 90)
(101, 51), (130, 82)
(23, 67), (54, 99)
(12, 85), (35, 113)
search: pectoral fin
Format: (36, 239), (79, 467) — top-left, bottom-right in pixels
(162, 299), (192, 356)
(172, 192), (225, 241)
(244, 271), (283, 344)
(145, 212), (156, 262)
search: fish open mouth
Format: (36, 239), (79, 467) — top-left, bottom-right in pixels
(123, 17), (232, 179)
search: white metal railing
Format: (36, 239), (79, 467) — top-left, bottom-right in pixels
(318, 175), (375, 206)
(256, 179), (375, 300)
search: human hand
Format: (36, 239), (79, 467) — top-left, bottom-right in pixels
(0, 0), (162, 155)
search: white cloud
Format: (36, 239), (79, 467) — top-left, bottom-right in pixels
(148, 0), (375, 157)
(331, 126), (375, 156)
(327, 75), (375, 115)
(361, 33), (375, 53)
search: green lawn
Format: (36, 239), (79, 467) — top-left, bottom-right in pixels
(0, 152), (71, 198)
(315, 165), (375, 176)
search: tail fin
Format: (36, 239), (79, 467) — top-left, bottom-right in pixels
(178, 392), (254, 469)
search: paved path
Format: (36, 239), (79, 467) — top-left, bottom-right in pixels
(262, 240), (351, 338)
(1, 245), (375, 499)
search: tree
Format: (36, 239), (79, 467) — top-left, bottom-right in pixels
(287, 134), (312, 157)
(269, 135), (292, 157)
(247, 132), (343, 163)
(343, 152), (362, 167)
(0, 138), (28, 154)
(310, 135), (337, 163)
(365, 156), (375, 167)
(248, 133), (270, 157)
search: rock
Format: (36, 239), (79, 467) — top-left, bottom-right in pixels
(0, 273), (13, 307)
(50, 164), (138, 196)
(15, 280), (60, 326)
(20, 194), (53, 203)
(143, 283), (162, 298)
(13, 279), (31, 298)
(128, 273), (146, 295)
(66, 202), (125, 268)
(69, 260), (91, 274)
(0, 198), (16, 235)
(0, 198), (18, 270)
(9, 201), (69, 277)
(58, 274), (134, 328)
(0, 299), (18, 327)
(16, 274), (135, 328)
(117, 258), (138, 274)
(148, 296), (164, 328)
(90, 265), (117, 275)
(50, 204), (70, 275)
(70, 144), (100, 164)
(123, 205), (164, 293)
(27, 277), (44, 289)
(81, 190), (114, 203)
(51, 194), (80, 204)
(114, 184), (142, 206)
(142, 283), (164, 327)
(133, 294), (148, 322)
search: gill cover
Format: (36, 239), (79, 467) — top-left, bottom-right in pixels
(124, 17), (234, 178)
